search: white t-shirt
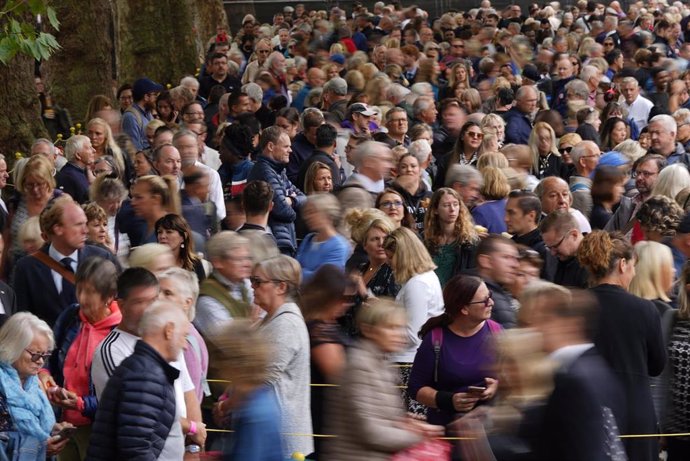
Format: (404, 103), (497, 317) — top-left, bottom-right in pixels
(91, 328), (193, 460)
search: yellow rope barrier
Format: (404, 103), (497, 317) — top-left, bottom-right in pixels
(205, 428), (689, 439)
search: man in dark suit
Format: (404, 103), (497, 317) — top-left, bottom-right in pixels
(13, 196), (119, 325)
(524, 282), (627, 461)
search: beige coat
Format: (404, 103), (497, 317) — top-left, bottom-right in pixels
(324, 339), (422, 460)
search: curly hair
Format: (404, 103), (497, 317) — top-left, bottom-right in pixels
(577, 230), (633, 282)
(636, 195), (683, 237)
(424, 188), (478, 255)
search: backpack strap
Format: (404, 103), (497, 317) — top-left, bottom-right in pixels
(431, 327), (443, 384)
(486, 319), (502, 334)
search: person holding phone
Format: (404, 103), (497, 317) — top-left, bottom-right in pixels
(0, 313), (75, 459)
(408, 274), (501, 428)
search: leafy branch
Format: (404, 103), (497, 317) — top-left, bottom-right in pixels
(0, 0), (60, 64)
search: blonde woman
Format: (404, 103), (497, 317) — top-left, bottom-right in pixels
(629, 241), (675, 315)
(480, 113), (506, 146)
(424, 188), (479, 286)
(471, 167), (511, 234)
(528, 122), (566, 179)
(460, 88), (482, 114)
(87, 117), (132, 183)
(384, 227), (444, 413)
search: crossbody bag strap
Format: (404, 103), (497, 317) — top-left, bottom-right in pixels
(30, 251), (75, 285)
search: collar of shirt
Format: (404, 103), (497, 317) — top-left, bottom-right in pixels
(48, 245), (78, 269)
(353, 173), (384, 194)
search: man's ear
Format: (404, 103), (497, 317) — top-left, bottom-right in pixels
(477, 253), (491, 270)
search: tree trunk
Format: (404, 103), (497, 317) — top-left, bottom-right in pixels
(43, 0), (116, 127)
(0, 56), (48, 158)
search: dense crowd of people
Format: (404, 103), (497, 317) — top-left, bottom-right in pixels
(4, 0), (690, 459)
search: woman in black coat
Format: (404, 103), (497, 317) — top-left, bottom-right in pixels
(577, 231), (667, 461)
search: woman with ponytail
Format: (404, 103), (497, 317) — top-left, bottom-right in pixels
(577, 230), (666, 461)
(407, 274), (501, 428)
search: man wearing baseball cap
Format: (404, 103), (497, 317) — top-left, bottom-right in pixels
(342, 103), (377, 135)
(121, 77), (164, 150)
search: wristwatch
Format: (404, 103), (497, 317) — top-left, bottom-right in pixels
(185, 444), (201, 454)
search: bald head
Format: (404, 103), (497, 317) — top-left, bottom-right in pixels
(537, 176), (571, 214)
(307, 68), (326, 88)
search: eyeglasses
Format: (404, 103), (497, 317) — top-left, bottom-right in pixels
(545, 234), (568, 251)
(466, 131), (484, 139)
(452, 44), (465, 48)
(25, 349), (52, 363)
(249, 276), (282, 286)
(467, 291), (493, 307)
(559, 146), (573, 154)
(24, 182), (47, 190)
(632, 170), (658, 178)
(380, 200), (403, 209)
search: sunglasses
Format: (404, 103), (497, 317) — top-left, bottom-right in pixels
(25, 349), (52, 363)
(466, 131), (484, 139)
(467, 291), (493, 307)
(249, 276), (282, 286)
(559, 146), (573, 154)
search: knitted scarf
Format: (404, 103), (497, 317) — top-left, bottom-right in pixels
(0, 362), (55, 439)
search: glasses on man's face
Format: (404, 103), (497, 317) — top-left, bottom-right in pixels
(633, 169), (657, 179)
(467, 291), (493, 307)
(380, 200), (403, 209)
(25, 349), (52, 363)
(545, 234), (568, 252)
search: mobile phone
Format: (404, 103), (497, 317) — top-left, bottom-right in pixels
(467, 386), (486, 394)
(54, 427), (77, 440)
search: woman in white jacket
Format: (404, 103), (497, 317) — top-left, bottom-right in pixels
(384, 227), (444, 413)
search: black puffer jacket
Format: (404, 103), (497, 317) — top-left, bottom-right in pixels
(86, 340), (179, 461)
(248, 155), (306, 256)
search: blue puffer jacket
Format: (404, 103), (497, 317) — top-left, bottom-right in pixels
(86, 340), (179, 461)
(247, 155), (306, 255)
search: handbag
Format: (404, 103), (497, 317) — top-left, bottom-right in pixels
(391, 439), (452, 461)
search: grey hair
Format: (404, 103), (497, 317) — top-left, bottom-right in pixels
(128, 243), (173, 272)
(515, 85), (537, 100)
(157, 267), (199, 320)
(206, 231), (249, 261)
(0, 312), (55, 364)
(387, 83), (410, 103)
(408, 139), (432, 164)
(564, 79), (590, 100)
(649, 114), (677, 134)
(579, 65), (600, 83)
(75, 256), (119, 300)
(180, 76), (199, 89)
(64, 135), (91, 163)
(410, 82), (432, 97)
(31, 138), (56, 157)
(412, 96), (435, 117)
(254, 255), (302, 302)
(613, 140), (647, 162)
(673, 108), (690, 127)
(621, 76), (639, 88)
(138, 300), (188, 338)
(570, 140), (597, 165)
(445, 164), (483, 187)
(351, 141), (390, 168)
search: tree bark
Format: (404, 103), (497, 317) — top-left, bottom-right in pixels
(0, 56), (48, 158)
(42, 0), (116, 126)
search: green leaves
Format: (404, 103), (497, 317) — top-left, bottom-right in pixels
(0, 1), (61, 64)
